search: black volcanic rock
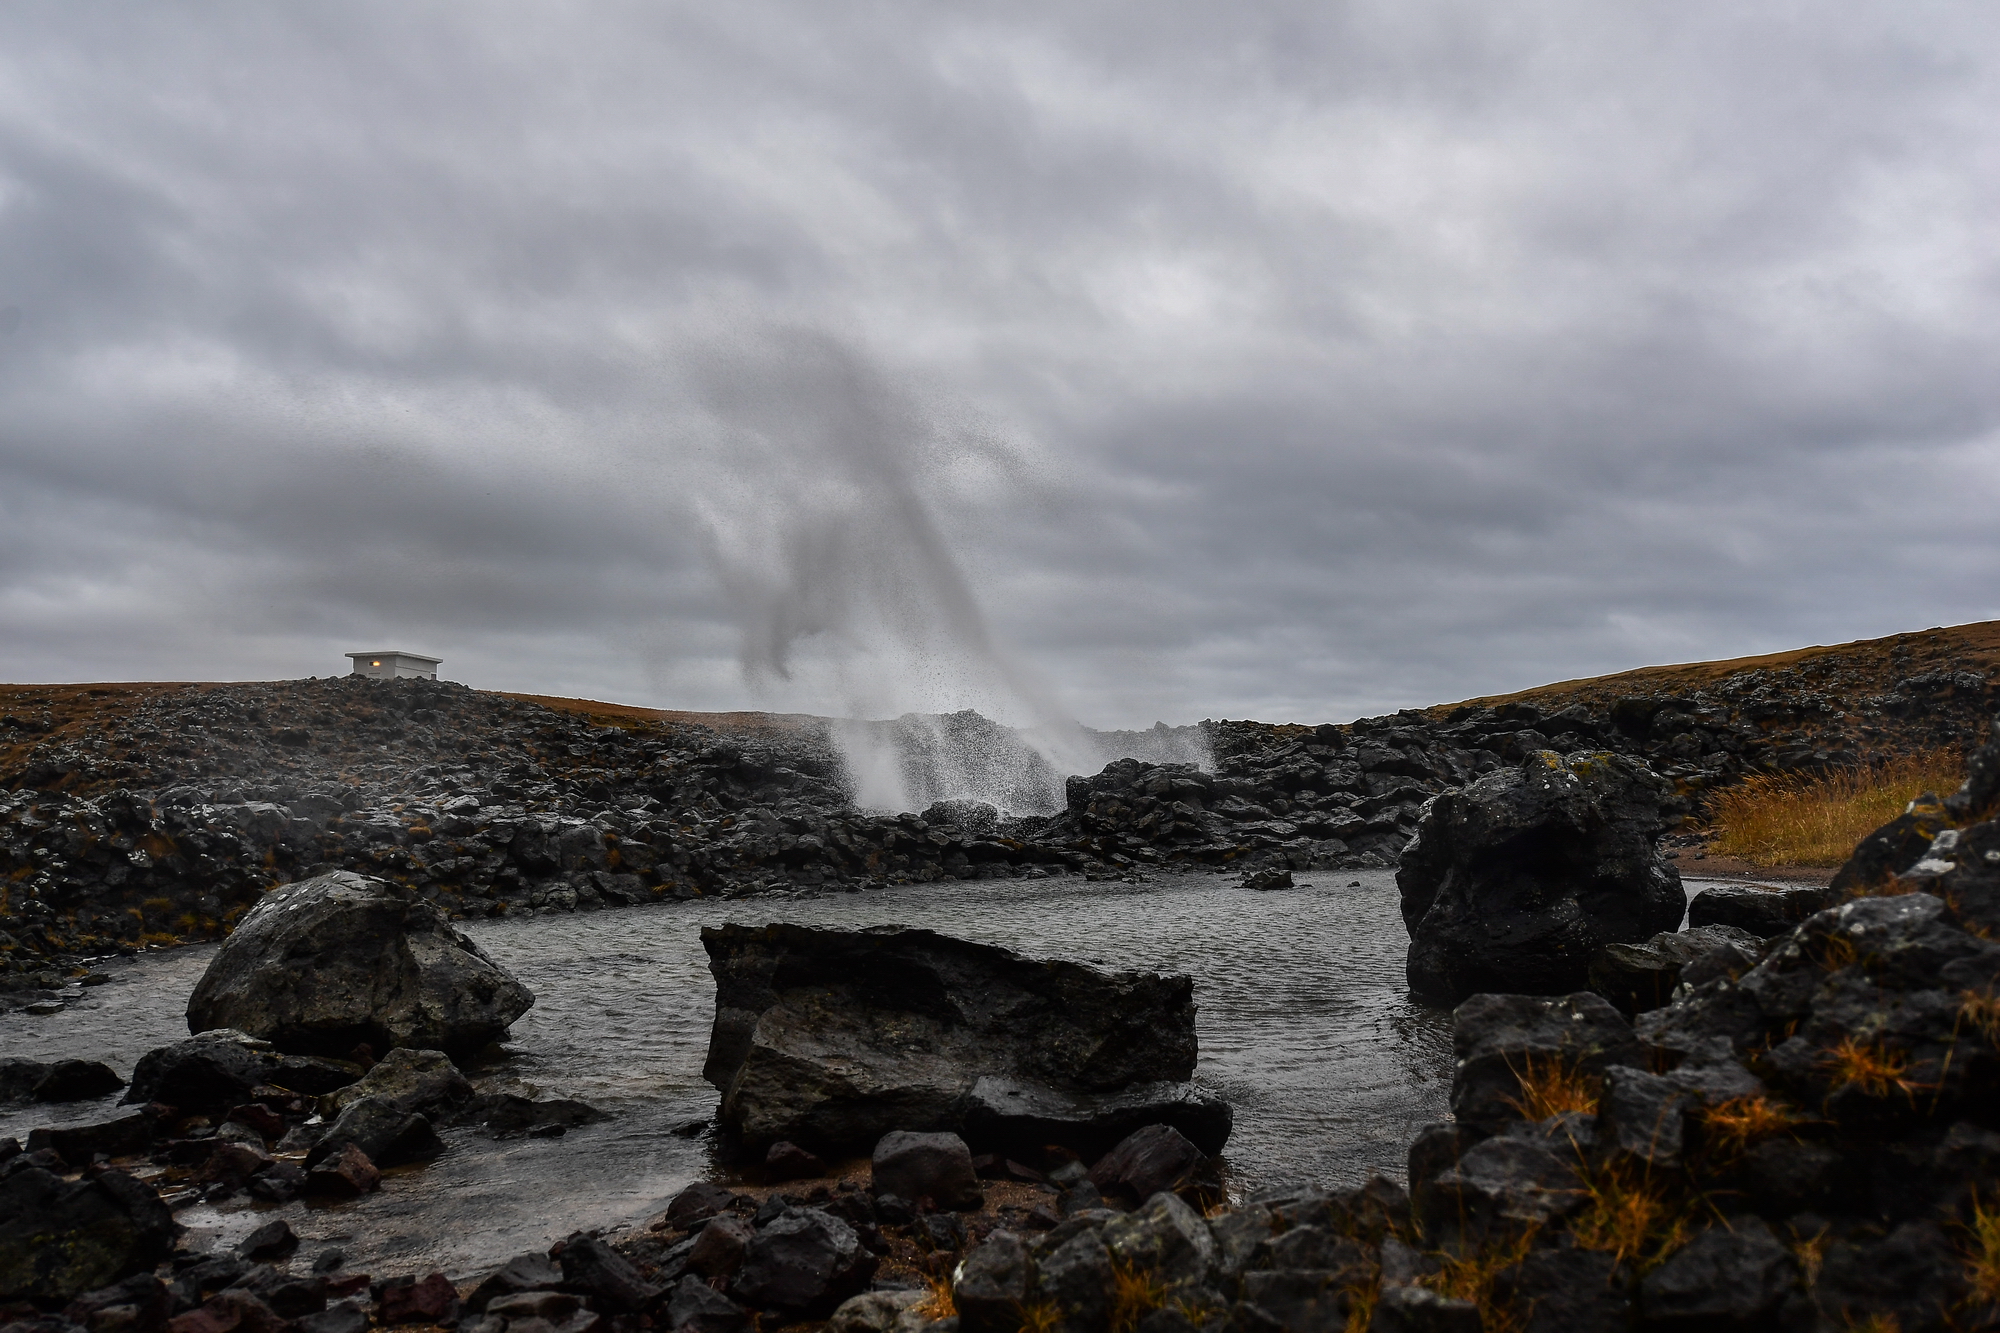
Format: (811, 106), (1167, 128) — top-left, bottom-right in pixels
(1587, 924), (1763, 1014)
(1397, 750), (1686, 1003)
(124, 1031), (267, 1110)
(1686, 882), (1830, 937)
(186, 870), (533, 1055)
(0, 1167), (177, 1301)
(700, 923), (1227, 1156)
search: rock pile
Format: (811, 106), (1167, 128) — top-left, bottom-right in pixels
(701, 924), (1230, 1159)
(922, 716), (2000, 1332)
(1, 1030), (597, 1306)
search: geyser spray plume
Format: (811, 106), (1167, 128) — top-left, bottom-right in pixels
(688, 329), (1202, 813)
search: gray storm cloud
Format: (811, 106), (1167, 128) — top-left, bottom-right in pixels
(0, 2), (1996, 724)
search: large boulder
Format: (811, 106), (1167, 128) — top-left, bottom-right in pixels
(185, 871), (534, 1055)
(701, 923), (1228, 1157)
(1397, 750), (1685, 1002)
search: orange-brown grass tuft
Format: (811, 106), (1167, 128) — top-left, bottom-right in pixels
(1424, 1229), (1537, 1333)
(1173, 1295), (1223, 1330)
(1809, 930), (1864, 973)
(1790, 1222), (1829, 1289)
(1822, 1035), (1924, 1101)
(1015, 1300), (1062, 1333)
(1109, 1261), (1169, 1333)
(1842, 1315), (1903, 1333)
(1699, 1095), (1810, 1156)
(1703, 748), (1966, 868)
(915, 1273), (957, 1321)
(1340, 1283), (1377, 1333)
(1502, 1053), (1601, 1121)
(1568, 1157), (1695, 1271)
(1962, 1191), (2000, 1308)
(1959, 991), (2000, 1046)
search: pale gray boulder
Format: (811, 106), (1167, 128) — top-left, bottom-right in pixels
(186, 871), (533, 1056)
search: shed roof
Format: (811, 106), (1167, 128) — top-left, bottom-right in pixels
(345, 650), (443, 664)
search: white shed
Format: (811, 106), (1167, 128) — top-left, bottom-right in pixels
(347, 650), (442, 681)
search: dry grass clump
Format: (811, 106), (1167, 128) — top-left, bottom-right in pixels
(1961, 1192), (2000, 1309)
(1704, 748), (1965, 867)
(1822, 1035), (1924, 1102)
(1015, 1299), (1062, 1333)
(1567, 1157), (1695, 1271)
(914, 1273), (957, 1321)
(1423, 1229), (1538, 1333)
(1843, 1314), (1904, 1333)
(1501, 1053), (1601, 1121)
(1699, 1094), (1810, 1156)
(1958, 990), (2000, 1045)
(1340, 1283), (1377, 1333)
(1108, 1261), (1169, 1333)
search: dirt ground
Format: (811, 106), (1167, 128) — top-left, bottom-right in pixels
(1667, 847), (1836, 885)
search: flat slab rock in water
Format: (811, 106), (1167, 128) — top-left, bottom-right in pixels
(700, 922), (1229, 1158)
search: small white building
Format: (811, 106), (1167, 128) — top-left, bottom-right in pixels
(347, 650), (442, 681)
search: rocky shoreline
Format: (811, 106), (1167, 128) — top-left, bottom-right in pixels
(6, 627), (2000, 1331)
(5, 624), (1995, 1000)
(4, 718), (2000, 1329)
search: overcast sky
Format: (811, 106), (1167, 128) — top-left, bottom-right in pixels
(2, 2), (1997, 729)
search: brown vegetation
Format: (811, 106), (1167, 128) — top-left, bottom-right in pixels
(1698, 1094), (1810, 1157)
(1501, 1053), (1601, 1121)
(1703, 748), (1967, 867)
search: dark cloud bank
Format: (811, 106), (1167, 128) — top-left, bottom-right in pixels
(1, 2), (1996, 729)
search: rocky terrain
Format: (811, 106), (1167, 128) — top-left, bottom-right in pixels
(9, 679), (2000, 1331)
(4, 622), (1997, 997)
(9, 711), (2000, 1331)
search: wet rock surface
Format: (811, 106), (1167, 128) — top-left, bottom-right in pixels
(701, 923), (1227, 1157)
(1397, 750), (1686, 1002)
(185, 872), (534, 1056)
(1685, 882), (1830, 937)
(1586, 923), (1763, 1015)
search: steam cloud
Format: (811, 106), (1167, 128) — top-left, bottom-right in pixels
(689, 329), (1207, 813)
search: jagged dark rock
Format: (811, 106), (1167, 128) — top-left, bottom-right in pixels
(701, 922), (1228, 1157)
(304, 1097), (443, 1169)
(0, 1059), (124, 1104)
(0, 1167), (177, 1301)
(1397, 750), (1686, 1003)
(1586, 924), (1763, 1014)
(730, 1207), (875, 1317)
